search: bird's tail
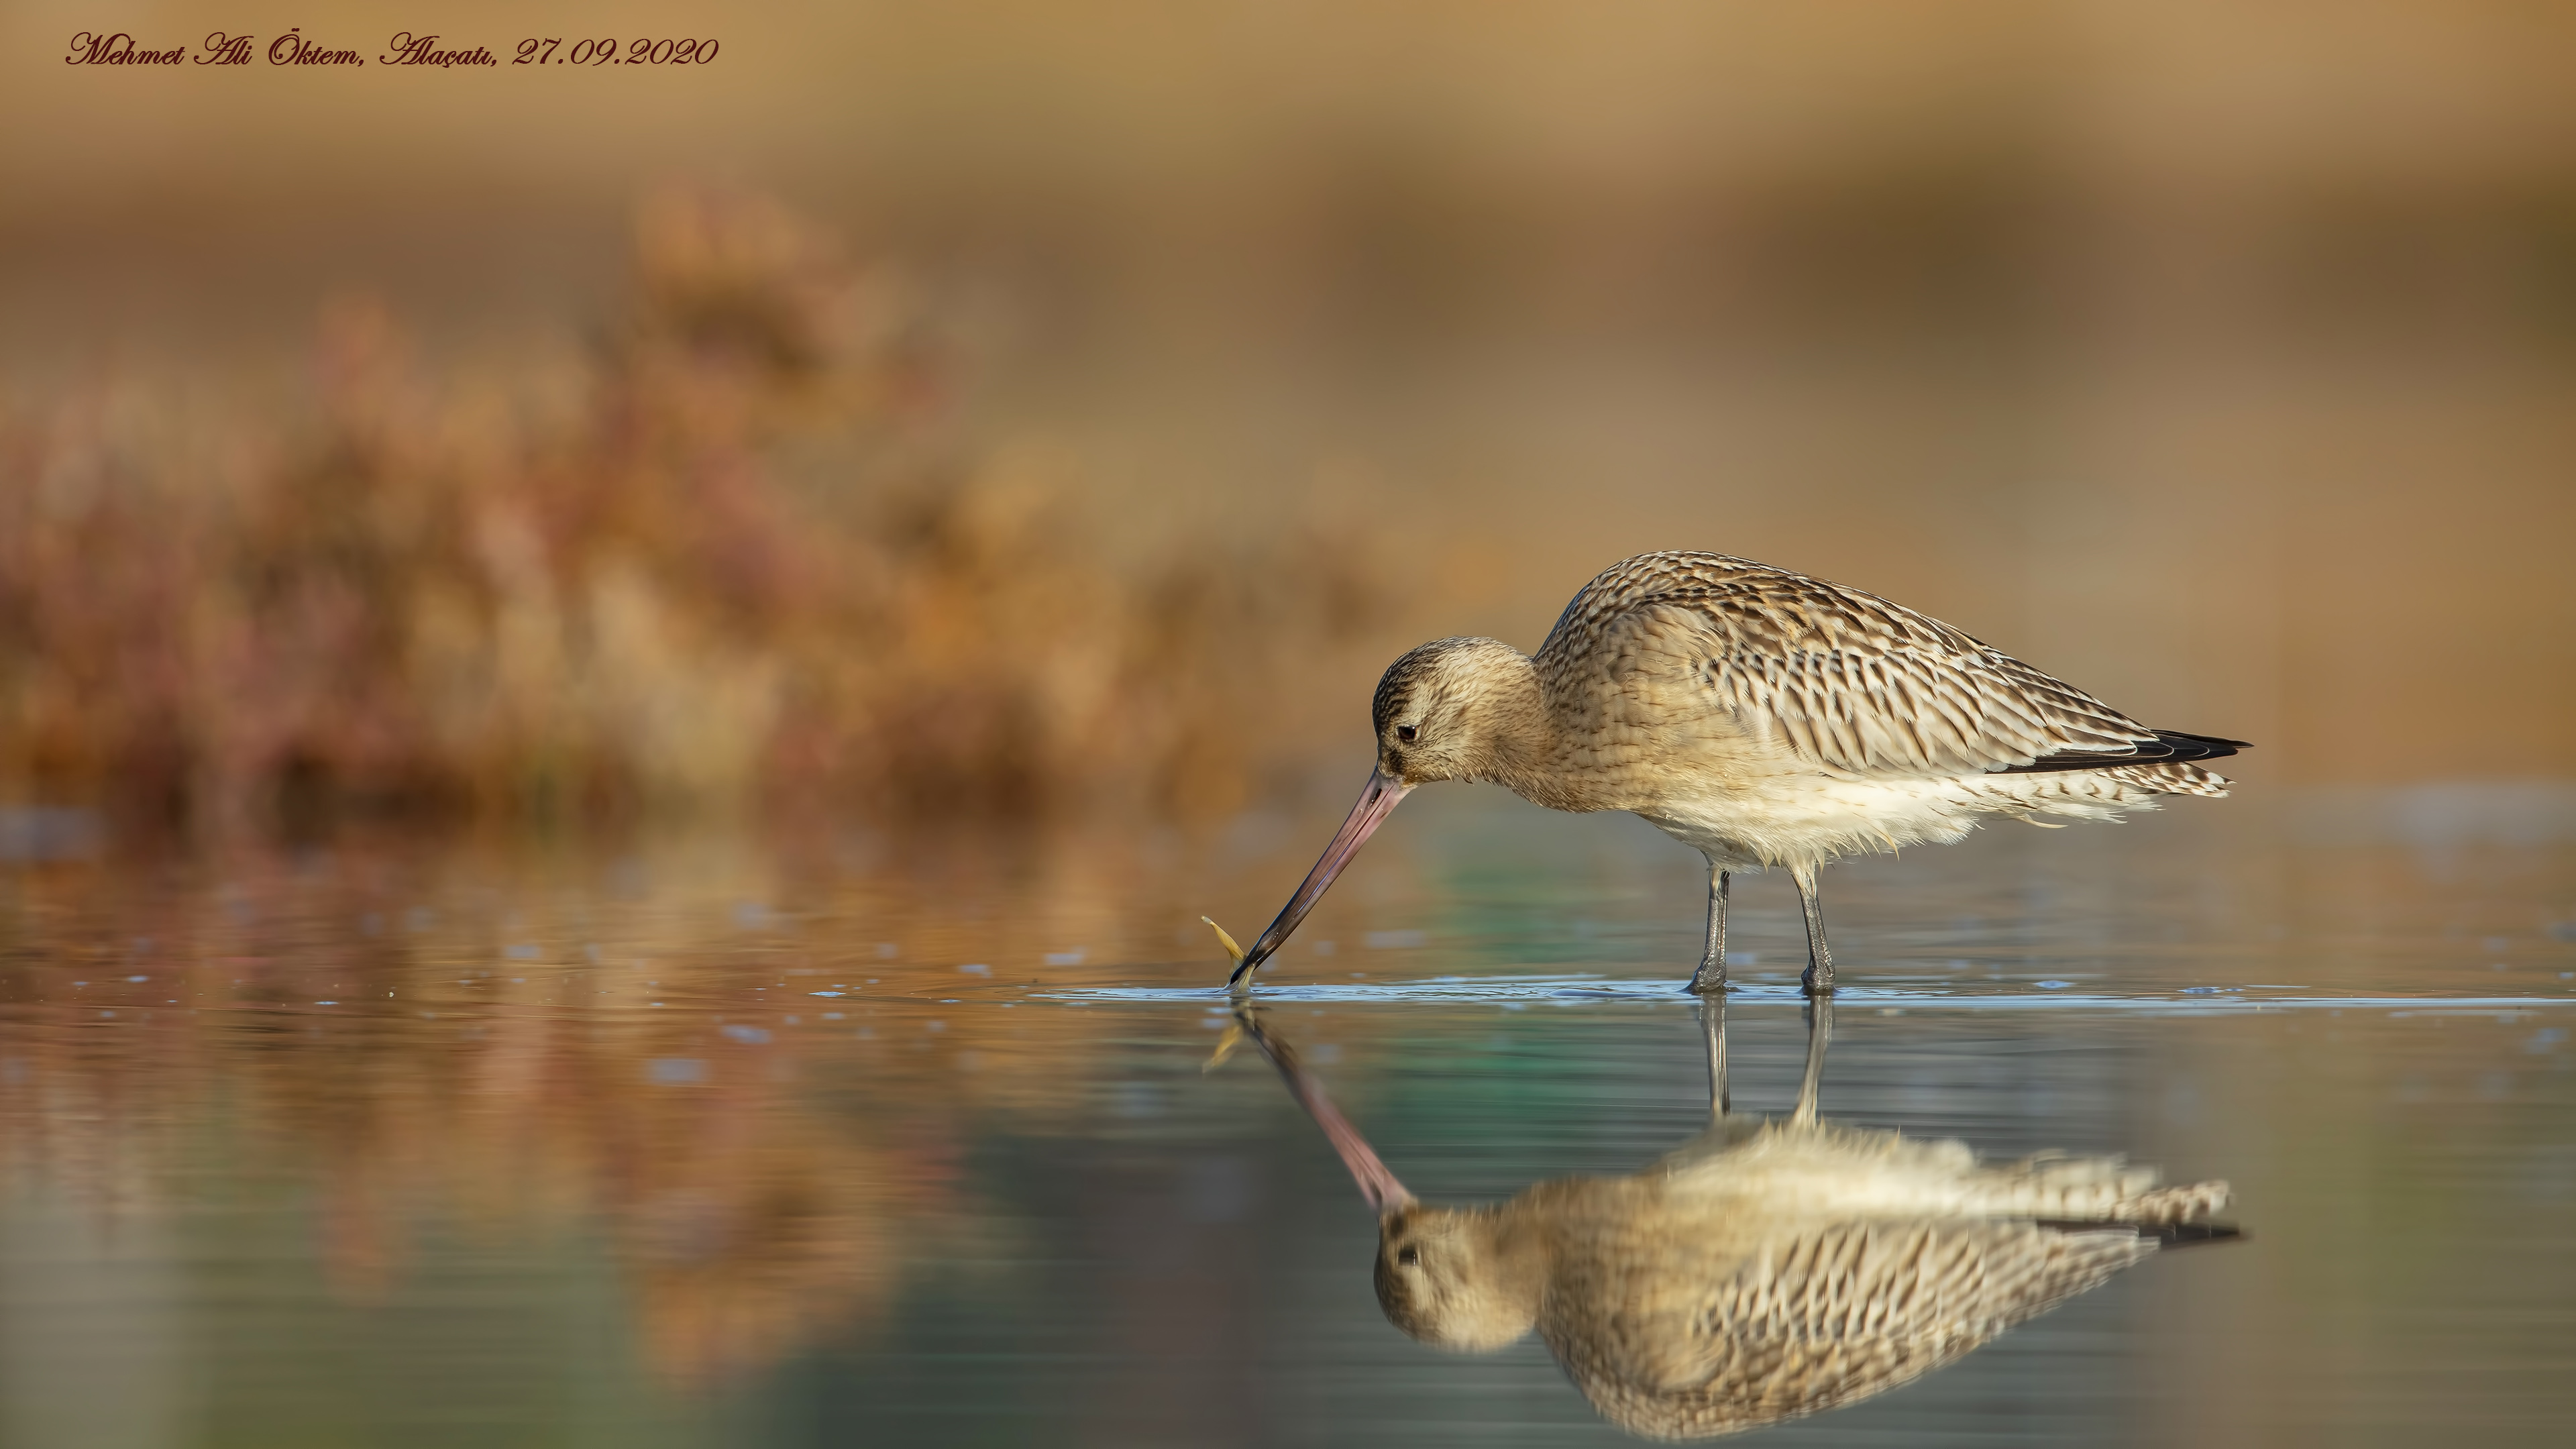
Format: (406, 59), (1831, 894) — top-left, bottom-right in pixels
(1980, 1152), (2232, 1224)
(2124, 761), (2234, 798)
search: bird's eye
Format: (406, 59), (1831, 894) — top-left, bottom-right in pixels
(1397, 1245), (1419, 1267)
(1396, 724), (1418, 743)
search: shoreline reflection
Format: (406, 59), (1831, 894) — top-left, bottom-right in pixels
(1225, 997), (2242, 1440)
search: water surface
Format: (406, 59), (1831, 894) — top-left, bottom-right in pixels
(2, 792), (2571, 1446)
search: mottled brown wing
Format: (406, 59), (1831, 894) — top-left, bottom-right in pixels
(1538, 552), (2160, 778)
(1548, 1219), (2157, 1440)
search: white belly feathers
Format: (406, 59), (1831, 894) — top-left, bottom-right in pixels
(1635, 767), (2171, 869)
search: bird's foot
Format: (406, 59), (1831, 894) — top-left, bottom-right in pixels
(1800, 965), (1836, 996)
(1683, 967), (1725, 996)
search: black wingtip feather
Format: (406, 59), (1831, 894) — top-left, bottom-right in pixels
(1995, 729), (2252, 775)
(2032, 1219), (2247, 1248)
(2149, 1221), (2247, 1248)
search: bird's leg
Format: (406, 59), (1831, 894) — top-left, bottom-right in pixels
(1684, 867), (1729, 994)
(1698, 994), (1729, 1118)
(1790, 862), (1834, 995)
(1792, 994), (1835, 1126)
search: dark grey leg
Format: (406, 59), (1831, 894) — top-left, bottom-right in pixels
(1684, 866), (1729, 994)
(1790, 861), (1834, 995)
(1698, 994), (1729, 1118)
(1792, 994), (1835, 1126)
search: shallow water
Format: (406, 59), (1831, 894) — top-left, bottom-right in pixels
(2, 790), (2572, 1446)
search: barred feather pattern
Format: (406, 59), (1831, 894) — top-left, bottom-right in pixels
(1491, 551), (2240, 865)
(1531, 1122), (2234, 1440)
(1538, 553), (2219, 780)
(1560, 1220), (2157, 1440)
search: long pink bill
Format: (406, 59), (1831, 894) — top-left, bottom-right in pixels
(1230, 1010), (1413, 1213)
(1228, 768), (1413, 987)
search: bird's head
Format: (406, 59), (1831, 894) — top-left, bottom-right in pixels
(1373, 1204), (1542, 1351)
(1370, 636), (1541, 788)
(1228, 636), (1542, 985)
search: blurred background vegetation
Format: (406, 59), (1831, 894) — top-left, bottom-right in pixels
(4, 0), (2573, 839)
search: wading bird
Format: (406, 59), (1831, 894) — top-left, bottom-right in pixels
(1216, 1001), (2237, 1440)
(1222, 552), (2246, 994)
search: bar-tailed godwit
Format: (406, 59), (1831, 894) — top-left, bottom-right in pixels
(1222, 551), (2247, 994)
(1216, 1000), (2235, 1438)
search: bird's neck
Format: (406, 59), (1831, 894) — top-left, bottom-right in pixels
(1478, 655), (1622, 812)
(1468, 1203), (1554, 1326)
(1466, 653), (1568, 800)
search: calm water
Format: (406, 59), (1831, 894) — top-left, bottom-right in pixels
(3, 788), (2572, 1447)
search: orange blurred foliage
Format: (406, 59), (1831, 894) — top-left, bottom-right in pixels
(0, 191), (1402, 833)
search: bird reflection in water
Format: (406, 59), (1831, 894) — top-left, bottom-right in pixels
(1214, 1001), (2239, 1439)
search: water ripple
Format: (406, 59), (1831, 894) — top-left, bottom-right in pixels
(1037, 974), (2576, 1015)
